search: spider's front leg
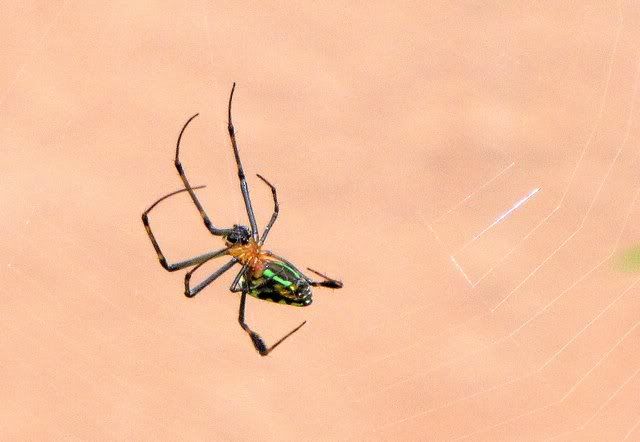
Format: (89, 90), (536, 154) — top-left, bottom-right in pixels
(256, 173), (278, 245)
(306, 267), (344, 289)
(142, 186), (229, 271)
(174, 113), (233, 237)
(232, 266), (306, 356)
(227, 83), (260, 241)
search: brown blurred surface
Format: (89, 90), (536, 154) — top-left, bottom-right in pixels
(3, 2), (640, 440)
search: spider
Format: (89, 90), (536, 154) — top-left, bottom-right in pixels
(142, 83), (343, 356)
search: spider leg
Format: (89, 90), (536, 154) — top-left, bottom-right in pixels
(306, 267), (344, 289)
(227, 83), (260, 242)
(256, 173), (279, 245)
(229, 264), (248, 293)
(184, 258), (238, 298)
(142, 186), (230, 271)
(174, 113), (233, 236)
(237, 282), (306, 356)
(232, 265), (306, 356)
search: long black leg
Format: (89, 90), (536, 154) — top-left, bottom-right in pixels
(256, 174), (278, 245)
(227, 83), (260, 242)
(184, 258), (238, 298)
(229, 264), (248, 293)
(174, 113), (232, 236)
(237, 285), (307, 356)
(232, 265), (306, 356)
(306, 267), (344, 289)
(142, 186), (230, 271)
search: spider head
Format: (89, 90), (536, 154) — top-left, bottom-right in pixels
(224, 224), (251, 245)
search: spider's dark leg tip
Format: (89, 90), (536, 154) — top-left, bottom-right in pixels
(251, 333), (268, 355)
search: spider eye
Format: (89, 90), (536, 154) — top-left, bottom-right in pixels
(226, 225), (250, 244)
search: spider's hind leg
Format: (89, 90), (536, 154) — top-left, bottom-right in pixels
(233, 265), (306, 356)
(306, 267), (343, 289)
(238, 290), (306, 356)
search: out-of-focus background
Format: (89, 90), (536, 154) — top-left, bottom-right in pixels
(3, 2), (640, 440)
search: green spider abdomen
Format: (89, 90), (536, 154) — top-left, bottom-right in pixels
(246, 258), (312, 307)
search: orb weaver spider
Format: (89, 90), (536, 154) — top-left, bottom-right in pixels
(142, 83), (343, 356)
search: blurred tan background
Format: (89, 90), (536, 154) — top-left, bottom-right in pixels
(3, 1), (640, 440)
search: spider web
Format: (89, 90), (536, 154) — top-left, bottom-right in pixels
(325, 4), (640, 439)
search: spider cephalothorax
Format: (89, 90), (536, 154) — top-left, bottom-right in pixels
(142, 83), (342, 356)
(224, 224), (251, 245)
